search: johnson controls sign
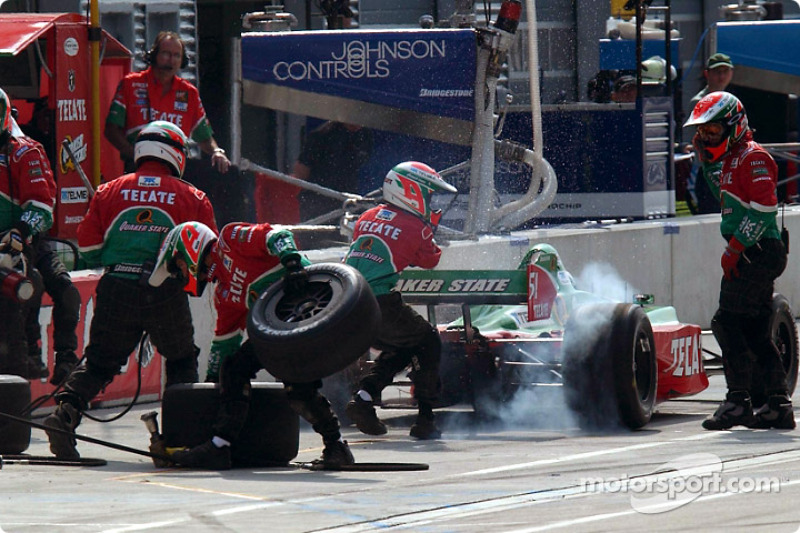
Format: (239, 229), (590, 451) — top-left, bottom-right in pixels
(241, 29), (477, 144)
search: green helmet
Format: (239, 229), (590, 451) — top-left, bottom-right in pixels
(149, 222), (217, 296)
(684, 91), (748, 163)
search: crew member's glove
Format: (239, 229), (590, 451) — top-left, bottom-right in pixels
(0, 229), (27, 274)
(282, 256), (309, 294)
(0, 229), (25, 254)
(721, 237), (746, 280)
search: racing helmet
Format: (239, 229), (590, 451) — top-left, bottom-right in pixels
(134, 120), (188, 177)
(683, 91), (748, 163)
(148, 221), (217, 296)
(382, 161), (457, 225)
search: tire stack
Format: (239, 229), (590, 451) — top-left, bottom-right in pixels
(161, 382), (299, 467)
(0, 375), (31, 454)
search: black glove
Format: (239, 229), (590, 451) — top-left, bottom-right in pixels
(282, 257), (309, 295)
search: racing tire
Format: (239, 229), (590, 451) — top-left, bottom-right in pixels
(247, 263), (380, 383)
(749, 294), (799, 408)
(0, 375), (31, 454)
(161, 382), (299, 467)
(562, 303), (657, 430)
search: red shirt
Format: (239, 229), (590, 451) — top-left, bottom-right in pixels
(106, 68), (214, 144)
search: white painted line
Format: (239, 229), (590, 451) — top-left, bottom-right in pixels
(451, 431), (718, 477)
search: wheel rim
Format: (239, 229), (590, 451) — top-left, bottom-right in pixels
(274, 281), (334, 323)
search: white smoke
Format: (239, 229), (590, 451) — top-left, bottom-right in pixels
(576, 261), (640, 304)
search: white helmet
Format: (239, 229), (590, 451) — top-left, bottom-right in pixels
(134, 120), (188, 177)
(382, 161), (457, 225)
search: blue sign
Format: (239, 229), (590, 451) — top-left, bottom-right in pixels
(241, 29), (477, 144)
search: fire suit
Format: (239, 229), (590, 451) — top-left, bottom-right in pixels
(344, 204), (443, 407)
(0, 133), (55, 377)
(202, 223), (343, 448)
(55, 161), (217, 410)
(704, 131), (788, 394)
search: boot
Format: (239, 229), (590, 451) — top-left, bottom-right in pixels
(410, 413), (441, 440)
(311, 440), (355, 468)
(50, 351), (79, 386)
(702, 391), (755, 430)
(750, 394), (796, 429)
(345, 396), (387, 436)
(171, 440), (232, 470)
(43, 402), (81, 459)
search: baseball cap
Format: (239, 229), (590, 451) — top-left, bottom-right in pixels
(707, 53), (733, 70)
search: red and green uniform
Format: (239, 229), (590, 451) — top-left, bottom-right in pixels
(0, 135), (56, 238)
(106, 68), (214, 145)
(205, 222), (310, 380)
(78, 161), (217, 277)
(345, 204), (444, 406)
(702, 132), (781, 246)
(345, 204), (441, 296)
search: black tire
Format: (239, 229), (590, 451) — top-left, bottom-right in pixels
(0, 375), (31, 454)
(562, 303), (657, 430)
(161, 382), (299, 467)
(749, 294), (799, 408)
(247, 263), (380, 383)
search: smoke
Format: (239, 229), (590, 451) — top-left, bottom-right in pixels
(442, 261), (643, 435)
(575, 261), (640, 304)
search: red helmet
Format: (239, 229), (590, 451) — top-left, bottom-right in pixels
(684, 91), (748, 163)
(149, 222), (218, 296)
(382, 161), (457, 225)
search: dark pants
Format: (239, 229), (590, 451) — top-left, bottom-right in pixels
(57, 274), (199, 409)
(713, 238), (788, 393)
(25, 239), (81, 357)
(358, 291), (442, 406)
(0, 258), (43, 376)
(213, 340), (341, 445)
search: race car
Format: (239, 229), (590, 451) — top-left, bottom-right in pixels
(328, 243), (798, 430)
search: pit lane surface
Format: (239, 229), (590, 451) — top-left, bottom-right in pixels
(3, 377), (800, 532)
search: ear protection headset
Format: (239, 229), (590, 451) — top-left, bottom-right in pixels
(145, 32), (188, 69)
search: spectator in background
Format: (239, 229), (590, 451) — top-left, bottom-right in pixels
(690, 53), (734, 108)
(291, 121), (373, 222)
(104, 31), (231, 176)
(610, 75), (637, 103)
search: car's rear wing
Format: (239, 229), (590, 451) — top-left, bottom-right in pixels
(395, 245), (567, 328)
